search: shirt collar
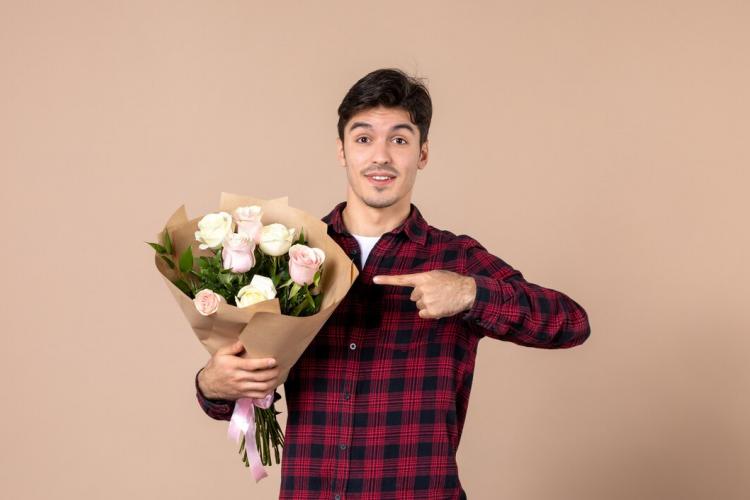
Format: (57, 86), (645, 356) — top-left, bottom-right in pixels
(323, 201), (428, 246)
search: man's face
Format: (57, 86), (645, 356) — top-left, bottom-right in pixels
(337, 105), (428, 209)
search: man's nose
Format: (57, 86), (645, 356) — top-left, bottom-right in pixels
(371, 138), (392, 164)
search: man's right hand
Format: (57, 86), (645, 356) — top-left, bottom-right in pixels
(197, 340), (281, 401)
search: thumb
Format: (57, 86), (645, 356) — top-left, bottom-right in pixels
(217, 340), (245, 356)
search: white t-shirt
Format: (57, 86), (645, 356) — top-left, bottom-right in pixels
(351, 233), (382, 268)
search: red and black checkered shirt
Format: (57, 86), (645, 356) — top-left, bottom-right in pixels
(196, 201), (591, 499)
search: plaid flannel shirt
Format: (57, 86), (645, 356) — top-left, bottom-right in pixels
(196, 201), (591, 499)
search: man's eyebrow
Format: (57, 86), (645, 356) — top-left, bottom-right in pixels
(348, 122), (416, 135)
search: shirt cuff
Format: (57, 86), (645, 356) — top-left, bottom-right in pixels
(461, 273), (510, 334)
(194, 367), (236, 420)
(194, 368), (283, 421)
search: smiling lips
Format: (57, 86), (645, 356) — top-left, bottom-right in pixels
(365, 173), (396, 186)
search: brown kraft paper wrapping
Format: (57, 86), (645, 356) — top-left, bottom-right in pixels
(154, 192), (359, 385)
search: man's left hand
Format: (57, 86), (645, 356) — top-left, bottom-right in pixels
(373, 270), (477, 319)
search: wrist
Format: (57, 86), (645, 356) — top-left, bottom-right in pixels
(197, 367), (217, 399)
(463, 275), (477, 311)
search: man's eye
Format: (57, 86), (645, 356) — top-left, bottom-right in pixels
(394, 137), (407, 145)
(355, 137), (370, 143)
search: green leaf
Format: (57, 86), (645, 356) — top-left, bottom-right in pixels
(160, 255), (175, 269)
(289, 282), (301, 299)
(146, 241), (167, 254)
(219, 273), (233, 286)
(291, 295), (308, 316)
(179, 246), (194, 273)
(173, 279), (191, 296)
(161, 229), (173, 254)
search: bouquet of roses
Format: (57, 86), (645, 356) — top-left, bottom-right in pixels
(147, 193), (358, 481)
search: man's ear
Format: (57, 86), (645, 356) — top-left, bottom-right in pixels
(417, 140), (429, 170)
(336, 137), (346, 167)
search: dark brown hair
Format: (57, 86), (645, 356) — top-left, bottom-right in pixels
(337, 68), (432, 147)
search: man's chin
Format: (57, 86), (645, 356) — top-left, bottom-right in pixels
(362, 196), (399, 209)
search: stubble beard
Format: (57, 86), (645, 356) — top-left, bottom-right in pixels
(344, 158), (399, 210)
(361, 194), (398, 209)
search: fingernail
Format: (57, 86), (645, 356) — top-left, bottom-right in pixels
(267, 359), (276, 367)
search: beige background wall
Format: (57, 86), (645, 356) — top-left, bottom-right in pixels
(1, 1), (748, 499)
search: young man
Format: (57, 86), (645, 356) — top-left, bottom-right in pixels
(196, 68), (591, 499)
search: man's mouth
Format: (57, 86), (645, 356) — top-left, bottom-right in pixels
(365, 173), (396, 186)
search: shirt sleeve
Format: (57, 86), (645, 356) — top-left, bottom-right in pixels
(194, 367), (283, 421)
(459, 236), (591, 349)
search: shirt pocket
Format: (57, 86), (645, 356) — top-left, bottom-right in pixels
(379, 295), (445, 364)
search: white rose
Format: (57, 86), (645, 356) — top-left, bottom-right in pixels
(195, 212), (233, 250)
(236, 274), (277, 308)
(235, 288), (267, 308)
(259, 223), (296, 256)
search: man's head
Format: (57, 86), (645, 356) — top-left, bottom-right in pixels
(336, 68), (432, 210)
(337, 68), (432, 148)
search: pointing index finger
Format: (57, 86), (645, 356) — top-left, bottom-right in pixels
(372, 273), (421, 287)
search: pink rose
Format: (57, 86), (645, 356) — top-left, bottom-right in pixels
(222, 232), (256, 273)
(233, 206), (263, 244)
(193, 289), (225, 316)
(288, 244), (325, 285)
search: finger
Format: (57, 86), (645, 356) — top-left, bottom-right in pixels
(409, 288), (422, 302)
(242, 391), (275, 400)
(238, 368), (279, 383)
(419, 308), (438, 319)
(217, 340), (245, 356)
(243, 390), (276, 400)
(238, 357), (277, 371)
(241, 381), (274, 396)
(416, 299), (425, 310)
(372, 273), (422, 287)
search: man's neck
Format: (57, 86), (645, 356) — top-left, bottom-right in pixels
(341, 196), (411, 237)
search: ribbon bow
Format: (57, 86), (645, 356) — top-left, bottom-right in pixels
(227, 393), (274, 482)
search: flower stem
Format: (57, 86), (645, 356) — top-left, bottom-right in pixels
(291, 286), (310, 316)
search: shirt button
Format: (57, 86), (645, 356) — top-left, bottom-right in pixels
(334, 495), (341, 500)
(339, 443), (347, 450)
(343, 392), (350, 400)
(349, 342), (357, 350)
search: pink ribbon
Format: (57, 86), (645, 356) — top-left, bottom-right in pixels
(228, 393), (274, 482)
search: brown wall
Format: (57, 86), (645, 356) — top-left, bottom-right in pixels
(1, 1), (748, 499)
